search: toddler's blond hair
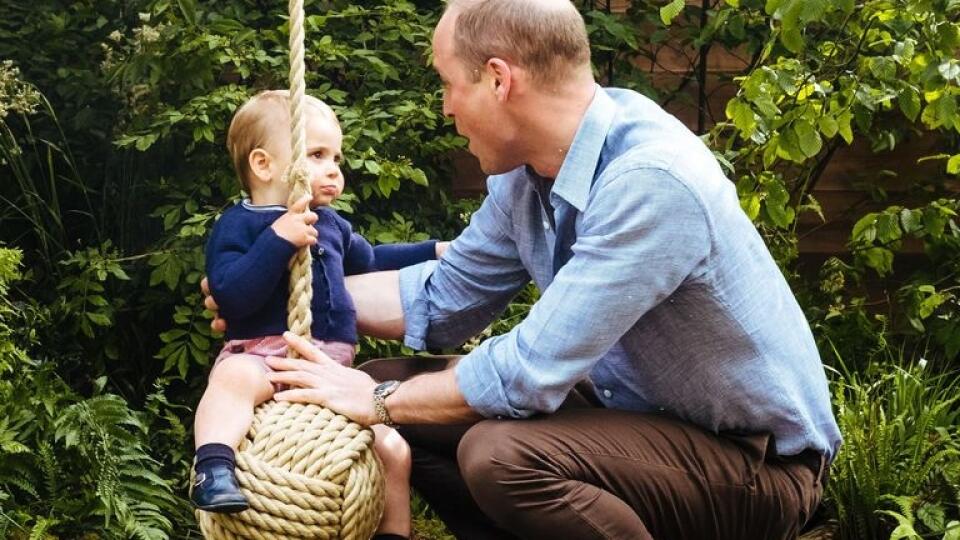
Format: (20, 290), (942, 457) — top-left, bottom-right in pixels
(226, 90), (338, 191)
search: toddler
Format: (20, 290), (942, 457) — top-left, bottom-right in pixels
(193, 90), (440, 540)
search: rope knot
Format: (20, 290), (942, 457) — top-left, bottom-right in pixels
(196, 402), (385, 539)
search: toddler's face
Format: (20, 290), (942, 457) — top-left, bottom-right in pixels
(302, 112), (345, 207)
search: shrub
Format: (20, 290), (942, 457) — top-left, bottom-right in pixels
(827, 352), (960, 540)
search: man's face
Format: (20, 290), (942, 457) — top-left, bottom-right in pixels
(433, 11), (519, 175)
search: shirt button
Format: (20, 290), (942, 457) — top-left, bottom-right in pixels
(542, 220), (550, 230)
(603, 389), (613, 399)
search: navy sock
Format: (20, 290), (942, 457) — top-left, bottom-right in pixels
(195, 443), (235, 472)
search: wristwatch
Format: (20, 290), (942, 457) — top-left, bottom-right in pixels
(373, 380), (401, 427)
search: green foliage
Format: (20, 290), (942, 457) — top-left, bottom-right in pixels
(694, 0), (960, 363)
(660, 0), (686, 25)
(0, 248), (192, 538)
(827, 354), (960, 540)
(3, 2), (468, 535)
(2, 0), (960, 537)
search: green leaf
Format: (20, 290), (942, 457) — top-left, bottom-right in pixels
(875, 212), (902, 243)
(818, 116), (838, 138)
(660, 0), (685, 25)
(177, 0), (198, 26)
(781, 26), (804, 53)
(837, 111), (854, 144)
(777, 128), (806, 162)
(87, 312), (112, 327)
(852, 213), (878, 243)
(726, 98), (757, 137)
(899, 86), (921, 122)
(935, 95), (958, 129)
(918, 292), (945, 320)
(944, 521), (960, 540)
(794, 121), (822, 158)
(189, 332), (209, 351)
(764, 201), (795, 228)
(741, 194), (761, 220)
(900, 208), (923, 234)
(947, 154), (960, 175)
(862, 247), (894, 275)
(725, 0), (740, 5)
(408, 168), (428, 186)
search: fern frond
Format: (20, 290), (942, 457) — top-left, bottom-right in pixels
(37, 441), (57, 499)
(27, 516), (58, 540)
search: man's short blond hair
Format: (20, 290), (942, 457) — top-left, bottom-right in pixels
(226, 90), (337, 191)
(446, 0), (591, 84)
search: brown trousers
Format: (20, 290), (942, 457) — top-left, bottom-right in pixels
(360, 357), (825, 540)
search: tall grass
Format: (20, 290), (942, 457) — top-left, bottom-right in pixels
(0, 61), (99, 278)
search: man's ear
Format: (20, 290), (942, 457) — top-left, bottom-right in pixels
(485, 58), (512, 102)
(248, 148), (275, 184)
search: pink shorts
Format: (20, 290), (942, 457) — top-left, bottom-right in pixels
(212, 335), (356, 391)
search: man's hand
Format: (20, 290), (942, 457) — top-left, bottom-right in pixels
(266, 332), (379, 426)
(200, 277), (227, 333)
(271, 195), (319, 247)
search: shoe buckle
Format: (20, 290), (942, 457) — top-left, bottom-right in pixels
(193, 472), (207, 487)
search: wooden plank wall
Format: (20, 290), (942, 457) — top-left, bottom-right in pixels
(448, 0), (952, 256)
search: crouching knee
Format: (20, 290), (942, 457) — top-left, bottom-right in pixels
(457, 420), (547, 524)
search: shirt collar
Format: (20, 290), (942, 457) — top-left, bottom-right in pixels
(241, 199), (286, 212)
(550, 85), (616, 212)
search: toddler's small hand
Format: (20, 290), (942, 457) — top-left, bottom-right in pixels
(271, 195), (319, 247)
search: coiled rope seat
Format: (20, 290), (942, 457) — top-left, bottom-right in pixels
(195, 0), (385, 537)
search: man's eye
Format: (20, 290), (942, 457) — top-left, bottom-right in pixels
(334, 155), (342, 164)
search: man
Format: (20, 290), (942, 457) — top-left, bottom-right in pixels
(205, 0), (841, 537)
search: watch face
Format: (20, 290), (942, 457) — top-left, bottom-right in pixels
(376, 380), (400, 396)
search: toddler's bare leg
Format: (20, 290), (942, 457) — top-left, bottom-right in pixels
(195, 354), (275, 449)
(371, 424), (412, 537)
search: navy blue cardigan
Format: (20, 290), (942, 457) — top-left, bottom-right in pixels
(206, 201), (437, 343)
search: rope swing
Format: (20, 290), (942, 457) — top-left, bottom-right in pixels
(196, 1), (385, 537)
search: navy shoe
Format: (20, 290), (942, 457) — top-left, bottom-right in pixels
(191, 463), (249, 513)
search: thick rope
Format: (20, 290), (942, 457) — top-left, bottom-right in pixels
(284, 0), (313, 357)
(196, 402), (385, 539)
(197, 1), (385, 537)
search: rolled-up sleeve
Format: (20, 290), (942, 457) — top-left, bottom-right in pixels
(399, 187), (531, 351)
(454, 168), (712, 418)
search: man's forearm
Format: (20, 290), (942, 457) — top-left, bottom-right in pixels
(346, 271), (405, 339)
(387, 368), (481, 424)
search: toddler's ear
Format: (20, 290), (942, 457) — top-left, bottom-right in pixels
(248, 148), (275, 185)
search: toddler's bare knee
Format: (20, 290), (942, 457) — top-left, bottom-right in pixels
(209, 355), (268, 389)
(373, 426), (412, 475)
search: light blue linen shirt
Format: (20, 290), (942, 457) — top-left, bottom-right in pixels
(399, 86), (842, 460)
